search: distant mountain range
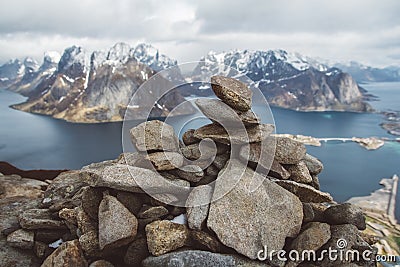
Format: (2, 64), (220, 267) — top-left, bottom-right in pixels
(0, 43), (381, 122)
(334, 61), (400, 83)
(0, 43), (193, 122)
(191, 50), (372, 112)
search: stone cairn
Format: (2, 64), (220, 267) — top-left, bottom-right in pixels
(3, 76), (378, 267)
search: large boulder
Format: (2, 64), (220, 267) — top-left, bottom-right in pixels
(207, 160), (303, 259)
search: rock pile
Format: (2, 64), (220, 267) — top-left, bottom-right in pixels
(1, 76), (378, 266)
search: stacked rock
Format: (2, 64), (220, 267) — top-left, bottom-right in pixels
(2, 76), (378, 267)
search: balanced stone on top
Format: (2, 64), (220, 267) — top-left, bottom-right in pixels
(211, 75), (252, 111)
(195, 99), (259, 126)
(130, 120), (179, 152)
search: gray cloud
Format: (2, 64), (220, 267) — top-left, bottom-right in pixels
(0, 0), (399, 67)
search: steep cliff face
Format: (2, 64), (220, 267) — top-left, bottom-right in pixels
(192, 50), (372, 112)
(10, 43), (193, 123)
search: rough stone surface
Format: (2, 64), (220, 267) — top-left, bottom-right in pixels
(116, 191), (143, 215)
(274, 180), (333, 203)
(212, 154), (230, 170)
(194, 123), (274, 145)
(324, 203), (366, 230)
(142, 250), (270, 267)
(302, 203), (315, 224)
(285, 161), (313, 183)
(145, 220), (189, 256)
(239, 142), (289, 179)
(319, 224), (377, 266)
(311, 175), (320, 190)
(19, 209), (66, 230)
(81, 186), (103, 220)
(0, 174), (47, 199)
(116, 152), (145, 166)
(6, 229), (35, 249)
(186, 185), (213, 230)
(89, 260), (114, 267)
(173, 165), (205, 182)
(190, 230), (222, 253)
(207, 160), (303, 259)
(303, 153), (324, 175)
(41, 239), (88, 267)
(286, 222), (331, 267)
(82, 164), (190, 196)
(146, 151), (184, 171)
(182, 129), (200, 146)
(211, 75), (252, 111)
(195, 99), (259, 126)
(138, 206), (169, 219)
(274, 137), (307, 164)
(129, 120), (179, 152)
(41, 170), (86, 209)
(98, 194), (138, 250)
(124, 237), (150, 266)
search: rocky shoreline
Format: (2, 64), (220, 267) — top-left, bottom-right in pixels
(381, 111), (400, 136)
(0, 76), (383, 267)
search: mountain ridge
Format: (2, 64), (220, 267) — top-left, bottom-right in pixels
(0, 44), (375, 122)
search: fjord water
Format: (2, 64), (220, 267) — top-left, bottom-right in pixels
(1, 84), (400, 217)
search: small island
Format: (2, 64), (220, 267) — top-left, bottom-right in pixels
(273, 134), (392, 150)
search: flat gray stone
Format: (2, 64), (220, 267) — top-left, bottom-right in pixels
(138, 206), (169, 219)
(274, 180), (333, 203)
(194, 123), (274, 145)
(142, 250), (271, 267)
(6, 229), (35, 249)
(81, 164), (190, 196)
(98, 194), (138, 250)
(211, 75), (252, 111)
(207, 160), (303, 259)
(130, 120), (179, 152)
(19, 209), (66, 230)
(303, 153), (324, 175)
(145, 220), (189, 256)
(195, 99), (259, 126)
(285, 161), (313, 183)
(324, 203), (366, 230)
(274, 137), (307, 164)
(173, 165), (205, 182)
(186, 185), (213, 230)
(146, 151), (184, 171)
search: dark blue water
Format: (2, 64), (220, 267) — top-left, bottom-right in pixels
(1, 86), (400, 218)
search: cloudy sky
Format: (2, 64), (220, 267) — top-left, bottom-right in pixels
(0, 0), (399, 67)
